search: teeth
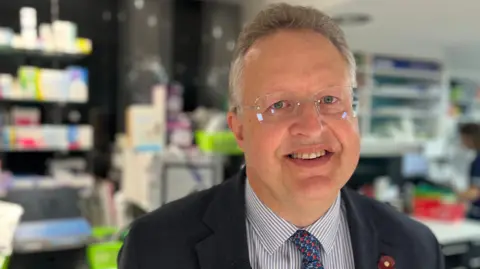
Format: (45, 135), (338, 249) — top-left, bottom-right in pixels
(291, 150), (326, 159)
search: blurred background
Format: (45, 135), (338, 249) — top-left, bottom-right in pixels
(0, 0), (479, 268)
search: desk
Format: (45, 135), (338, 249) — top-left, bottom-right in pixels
(417, 219), (480, 245)
(417, 219), (480, 268)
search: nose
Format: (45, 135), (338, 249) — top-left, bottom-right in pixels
(289, 101), (325, 137)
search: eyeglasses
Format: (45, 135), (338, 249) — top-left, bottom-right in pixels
(238, 86), (358, 123)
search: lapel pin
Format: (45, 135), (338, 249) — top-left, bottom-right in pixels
(378, 255), (395, 269)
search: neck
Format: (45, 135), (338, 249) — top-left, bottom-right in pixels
(248, 176), (339, 228)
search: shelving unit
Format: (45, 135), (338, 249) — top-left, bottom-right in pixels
(0, 48), (88, 59)
(0, 48), (88, 62)
(0, 49), (96, 259)
(0, 3), (101, 268)
(355, 52), (449, 156)
(0, 49), (93, 175)
(449, 77), (480, 122)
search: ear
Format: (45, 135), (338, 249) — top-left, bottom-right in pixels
(227, 111), (244, 150)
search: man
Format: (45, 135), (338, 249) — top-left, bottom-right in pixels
(118, 3), (444, 269)
(457, 123), (480, 219)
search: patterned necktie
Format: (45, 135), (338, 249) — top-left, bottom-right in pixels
(291, 230), (324, 269)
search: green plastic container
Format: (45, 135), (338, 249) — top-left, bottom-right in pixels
(92, 226), (119, 240)
(1, 256), (9, 269)
(87, 227), (122, 269)
(87, 241), (123, 269)
(195, 131), (243, 155)
(414, 184), (454, 201)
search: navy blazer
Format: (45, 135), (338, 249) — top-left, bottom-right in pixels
(118, 169), (445, 269)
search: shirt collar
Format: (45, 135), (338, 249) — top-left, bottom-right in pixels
(245, 179), (342, 255)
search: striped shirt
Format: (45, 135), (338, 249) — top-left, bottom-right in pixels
(245, 180), (355, 269)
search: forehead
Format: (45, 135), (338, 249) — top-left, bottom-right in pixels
(242, 29), (349, 98)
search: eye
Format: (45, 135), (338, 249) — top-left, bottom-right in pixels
(271, 100), (287, 109)
(321, 96), (338, 104)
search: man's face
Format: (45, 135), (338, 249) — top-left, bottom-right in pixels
(461, 134), (474, 150)
(228, 30), (360, 205)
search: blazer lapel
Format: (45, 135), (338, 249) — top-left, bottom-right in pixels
(342, 188), (380, 269)
(195, 169), (251, 269)
(342, 188), (401, 269)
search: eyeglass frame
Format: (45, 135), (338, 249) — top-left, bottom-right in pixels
(232, 86), (359, 119)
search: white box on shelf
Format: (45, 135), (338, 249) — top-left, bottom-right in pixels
(52, 20), (77, 53)
(126, 105), (166, 152)
(39, 23), (55, 52)
(0, 27), (13, 47)
(11, 34), (23, 49)
(11, 107), (40, 125)
(20, 29), (37, 50)
(43, 125), (67, 150)
(19, 7), (37, 29)
(37, 68), (66, 101)
(78, 125), (93, 150)
(66, 66), (88, 103)
(19, 7), (37, 50)
(0, 201), (24, 256)
(122, 150), (155, 211)
(8, 79), (23, 100)
(14, 126), (43, 150)
(0, 74), (13, 98)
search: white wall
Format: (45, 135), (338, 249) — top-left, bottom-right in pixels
(347, 36), (446, 60)
(242, 0), (266, 23)
(445, 45), (480, 73)
(240, 0), (480, 74)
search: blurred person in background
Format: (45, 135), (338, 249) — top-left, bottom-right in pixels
(118, 3), (444, 269)
(456, 123), (480, 219)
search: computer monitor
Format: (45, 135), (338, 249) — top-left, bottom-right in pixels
(4, 185), (91, 269)
(401, 153), (429, 178)
(5, 187), (82, 222)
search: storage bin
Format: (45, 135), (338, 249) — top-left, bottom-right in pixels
(195, 131), (243, 155)
(87, 241), (122, 269)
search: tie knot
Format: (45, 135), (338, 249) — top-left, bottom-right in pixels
(291, 230), (323, 269)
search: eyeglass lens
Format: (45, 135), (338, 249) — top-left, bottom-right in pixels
(253, 87), (357, 123)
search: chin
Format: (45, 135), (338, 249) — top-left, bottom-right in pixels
(294, 175), (340, 199)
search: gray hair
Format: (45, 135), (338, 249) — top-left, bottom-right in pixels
(228, 3), (357, 113)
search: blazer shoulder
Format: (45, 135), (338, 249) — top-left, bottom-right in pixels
(349, 190), (437, 245)
(118, 180), (226, 268)
(132, 183), (221, 233)
(345, 190), (444, 268)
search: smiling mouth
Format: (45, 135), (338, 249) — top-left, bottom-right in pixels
(286, 149), (334, 168)
(287, 150), (332, 160)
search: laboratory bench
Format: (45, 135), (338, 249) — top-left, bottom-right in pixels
(418, 218), (480, 269)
